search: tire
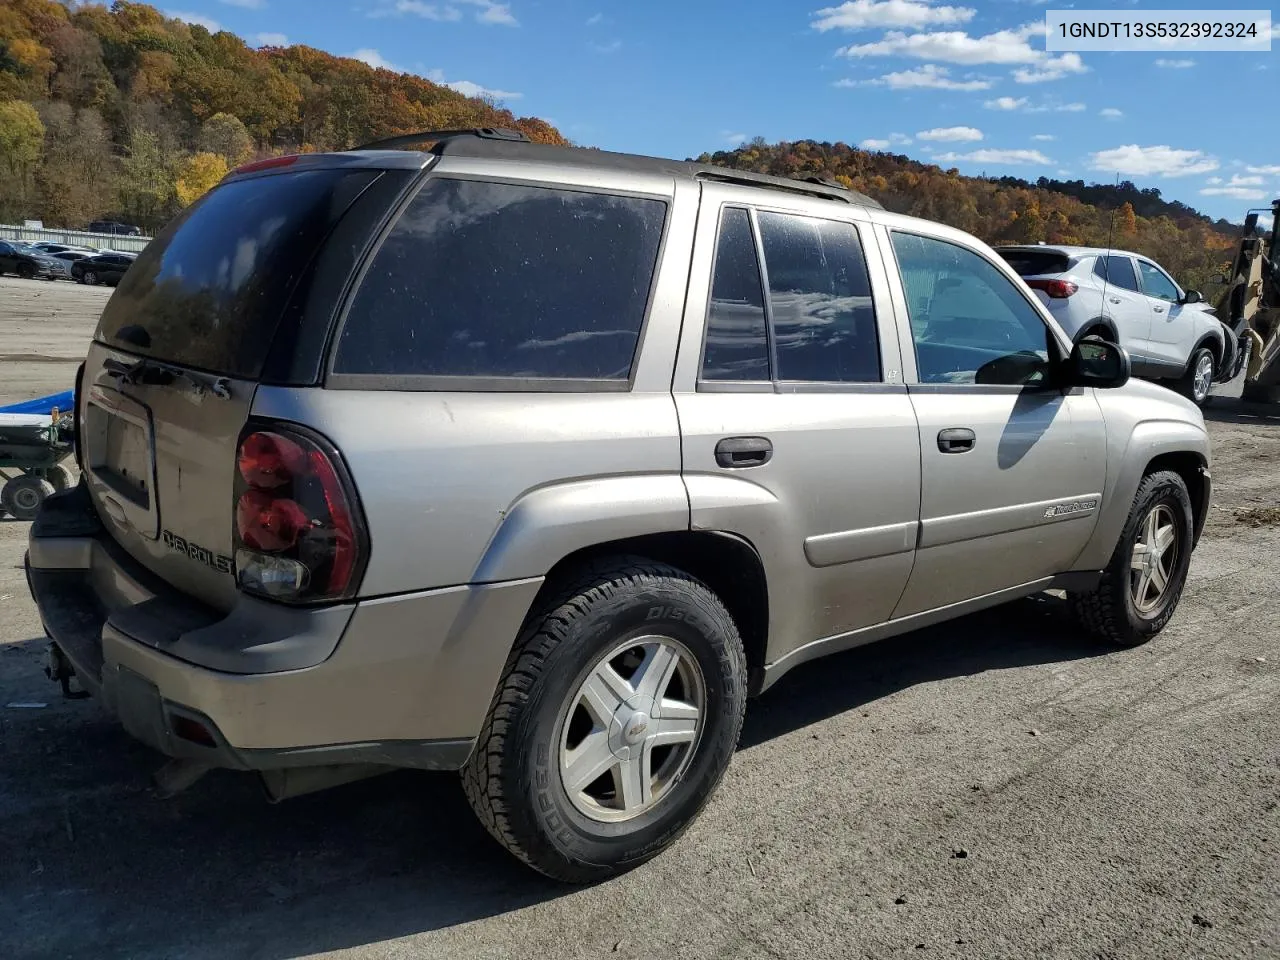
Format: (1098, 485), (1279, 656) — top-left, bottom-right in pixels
(1176, 346), (1215, 407)
(461, 557), (748, 884)
(43, 463), (76, 492)
(1, 475), (56, 522)
(1069, 470), (1195, 647)
(16, 262), (35, 280)
(82, 270), (98, 285)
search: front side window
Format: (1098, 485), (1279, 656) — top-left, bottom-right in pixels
(891, 231), (1052, 386)
(1137, 260), (1179, 302)
(333, 177), (667, 382)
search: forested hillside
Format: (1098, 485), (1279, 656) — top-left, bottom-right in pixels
(0, 0), (565, 232)
(697, 140), (1237, 292)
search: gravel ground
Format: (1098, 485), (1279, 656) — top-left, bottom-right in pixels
(0, 276), (1277, 960)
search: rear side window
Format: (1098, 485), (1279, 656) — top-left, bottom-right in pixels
(996, 249), (1070, 277)
(332, 178), (667, 384)
(757, 211), (880, 383)
(701, 207), (770, 381)
(1094, 255), (1140, 292)
(95, 168), (378, 378)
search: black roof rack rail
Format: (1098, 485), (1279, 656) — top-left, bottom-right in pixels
(349, 127), (530, 152)
(693, 168), (869, 206)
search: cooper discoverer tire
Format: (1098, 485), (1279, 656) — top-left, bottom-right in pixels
(461, 556), (748, 884)
(1069, 470), (1194, 647)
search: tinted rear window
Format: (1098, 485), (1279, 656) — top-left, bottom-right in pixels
(332, 177), (667, 383)
(995, 249), (1070, 277)
(94, 168), (377, 378)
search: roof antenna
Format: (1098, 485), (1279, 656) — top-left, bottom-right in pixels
(1099, 170), (1120, 313)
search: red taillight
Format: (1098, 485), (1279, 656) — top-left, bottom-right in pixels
(229, 154), (300, 177)
(1026, 278), (1078, 299)
(232, 426), (366, 603)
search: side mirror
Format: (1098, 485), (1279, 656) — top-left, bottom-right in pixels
(1181, 289), (1203, 305)
(1066, 338), (1129, 389)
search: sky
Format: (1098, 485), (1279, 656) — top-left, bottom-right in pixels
(162, 0), (1280, 222)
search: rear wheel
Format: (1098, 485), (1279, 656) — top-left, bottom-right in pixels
(1176, 346), (1215, 407)
(461, 557), (748, 884)
(1, 475), (56, 522)
(1069, 470), (1194, 647)
(82, 270), (99, 285)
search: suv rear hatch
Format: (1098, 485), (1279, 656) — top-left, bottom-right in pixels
(79, 159), (407, 612)
(994, 246), (1079, 306)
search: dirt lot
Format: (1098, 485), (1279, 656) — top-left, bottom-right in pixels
(0, 276), (1277, 960)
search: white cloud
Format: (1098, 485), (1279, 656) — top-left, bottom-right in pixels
(1089, 145), (1219, 178)
(167, 10), (221, 30)
(219, 0), (264, 7)
(1201, 186), (1267, 200)
(1246, 164), (1280, 175)
(1206, 177), (1223, 185)
(590, 39), (622, 53)
(1225, 174), (1265, 187)
(852, 63), (993, 90)
(1099, 107), (1123, 119)
(425, 68), (521, 100)
(935, 148), (1052, 165)
(1155, 59), (1195, 68)
(387, 0), (515, 25)
(585, 12), (603, 24)
(1056, 168), (1072, 176)
(254, 32), (288, 45)
(1031, 134), (1055, 141)
(859, 132), (913, 149)
(349, 48), (400, 71)
(917, 125), (983, 142)
(811, 0), (975, 32)
(860, 139), (891, 149)
(838, 21), (1087, 85)
(722, 131), (748, 146)
(984, 96), (1028, 110)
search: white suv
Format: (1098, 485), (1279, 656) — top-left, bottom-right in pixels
(995, 245), (1229, 405)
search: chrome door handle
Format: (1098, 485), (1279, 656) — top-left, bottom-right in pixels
(1153, 306), (1165, 313)
(1109, 297), (1121, 304)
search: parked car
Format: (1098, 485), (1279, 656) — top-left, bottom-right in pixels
(27, 134), (1212, 884)
(86, 220), (142, 236)
(0, 240), (62, 280)
(70, 252), (135, 286)
(994, 244), (1229, 406)
(30, 242), (99, 255)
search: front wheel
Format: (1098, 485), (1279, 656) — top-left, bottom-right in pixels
(82, 270), (99, 285)
(1, 475), (56, 522)
(1069, 470), (1195, 647)
(1176, 346), (1215, 407)
(461, 558), (748, 884)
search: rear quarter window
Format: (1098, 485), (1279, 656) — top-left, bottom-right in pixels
(331, 177), (668, 386)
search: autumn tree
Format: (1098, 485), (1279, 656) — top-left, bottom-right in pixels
(118, 126), (175, 231)
(175, 151), (226, 206)
(34, 100), (113, 227)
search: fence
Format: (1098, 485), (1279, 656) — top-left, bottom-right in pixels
(0, 224), (152, 254)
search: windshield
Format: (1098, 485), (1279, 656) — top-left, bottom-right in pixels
(94, 167), (378, 378)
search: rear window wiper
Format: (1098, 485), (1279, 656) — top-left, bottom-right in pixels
(103, 356), (232, 401)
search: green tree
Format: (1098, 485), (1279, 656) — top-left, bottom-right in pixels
(197, 111), (252, 164)
(0, 98), (44, 220)
(118, 126), (175, 231)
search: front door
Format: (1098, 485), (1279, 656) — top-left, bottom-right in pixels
(1136, 258), (1193, 368)
(673, 184), (922, 663)
(876, 223), (1109, 616)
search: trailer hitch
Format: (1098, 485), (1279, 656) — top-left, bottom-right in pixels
(44, 642), (89, 700)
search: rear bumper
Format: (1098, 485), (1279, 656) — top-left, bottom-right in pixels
(25, 484), (543, 773)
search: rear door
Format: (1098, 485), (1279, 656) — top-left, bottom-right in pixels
(1095, 254), (1151, 356)
(877, 220), (1107, 616)
(673, 183), (920, 662)
(80, 164), (387, 611)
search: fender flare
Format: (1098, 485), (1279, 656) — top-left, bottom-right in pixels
(1073, 317), (1119, 345)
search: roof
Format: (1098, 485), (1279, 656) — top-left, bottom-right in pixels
(994, 243), (1143, 259)
(348, 129), (884, 209)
